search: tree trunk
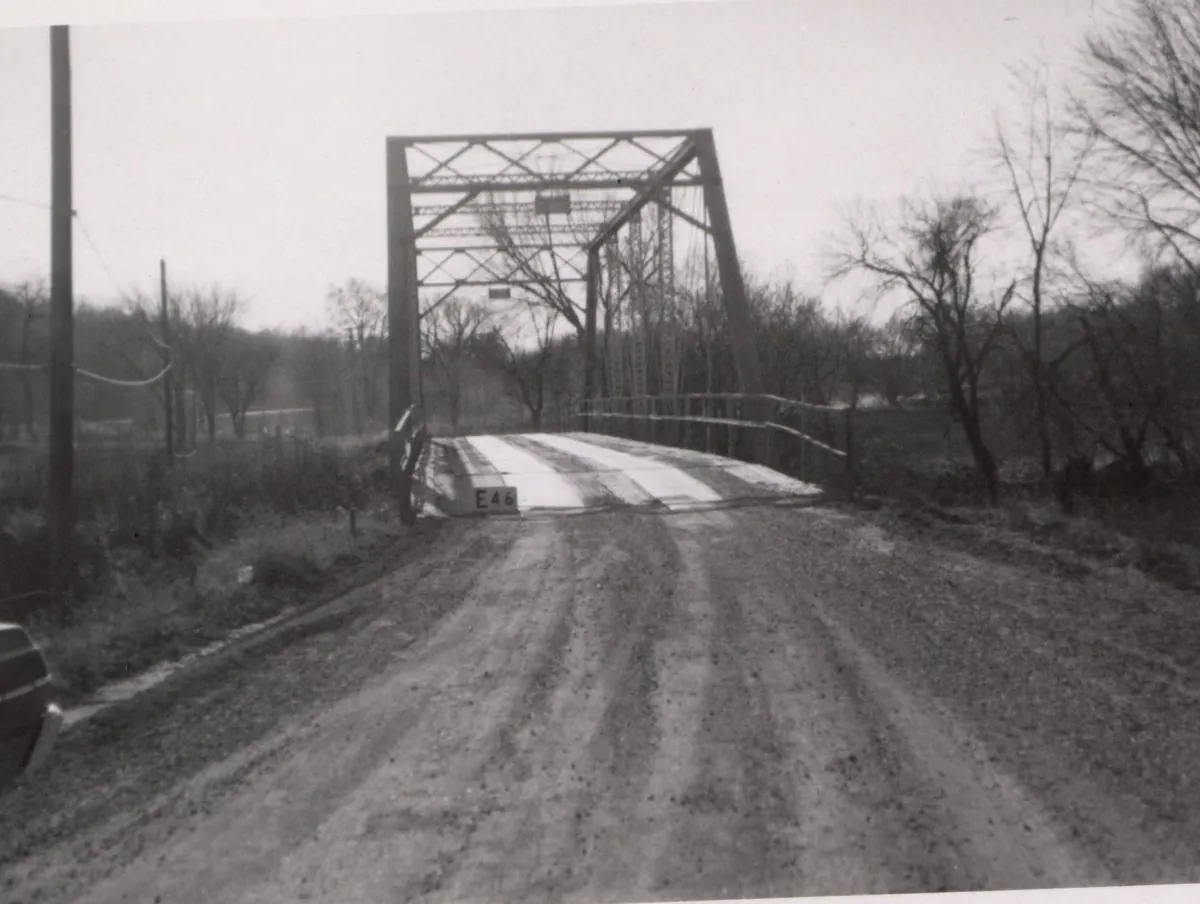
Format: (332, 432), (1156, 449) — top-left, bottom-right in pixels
(448, 377), (461, 435)
(174, 380), (188, 451)
(350, 346), (363, 436)
(313, 398), (326, 437)
(950, 385), (1000, 505)
(201, 383), (218, 442)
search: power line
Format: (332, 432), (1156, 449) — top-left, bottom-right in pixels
(76, 361), (172, 387)
(0, 360), (172, 386)
(0, 193), (52, 211)
(74, 213), (125, 297)
(1, 193), (129, 298)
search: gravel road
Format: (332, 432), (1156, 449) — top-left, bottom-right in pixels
(2, 434), (1197, 902)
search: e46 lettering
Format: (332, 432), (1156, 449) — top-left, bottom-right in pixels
(474, 485), (518, 513)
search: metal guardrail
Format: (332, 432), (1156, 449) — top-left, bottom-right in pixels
(576, 393), (856, 487)
(394, 405), (425, 463)
(393, 405), (430, 524)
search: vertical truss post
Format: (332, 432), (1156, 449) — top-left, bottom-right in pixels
(387, 138), (421, 496)
(583, 245), (600, 431)
(656, 188), (679, 443)
(606, 237), (623, 407)
(629, 216), (647, 439)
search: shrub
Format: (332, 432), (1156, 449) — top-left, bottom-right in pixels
(0, 433), (387, 612)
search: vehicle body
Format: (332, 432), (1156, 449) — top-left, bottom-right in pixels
(0, 622), (63, 790)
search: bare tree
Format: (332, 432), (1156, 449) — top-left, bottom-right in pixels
(292, 331), (345, 437)
(480, 296), (561, 430)
(753, 280), (827, 399)
(424, 298), (490, 434)
(220, 330), (279, 438)
(1072, 0), (1200, 273)
(181, 287), (241, 443)
(1057, 256), (1200, 486)
(479, 194), (635, 347)
(480, 204), (587, 344)
(327, 279), (387, 428)
(833, 312), (878, 408)
(7, 279), (48, 440)
(829, 194), (1015, 504)
(871, 312), (922, 406)
(106, 289), (184, 446)
(993, 58), (1095, 477)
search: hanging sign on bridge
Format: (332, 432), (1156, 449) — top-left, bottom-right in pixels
(473, 485), (518, 514)
(534, 192), (571, 216)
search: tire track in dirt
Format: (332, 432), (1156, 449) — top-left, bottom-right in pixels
(824, 510), (1200, 884)
(437, 511), (689, 903)
(0, 521), (505, 897)
(224, 519), (606, 904)
(638, 503), (1111, 898)
(644, 516), (942, 898)
(1, 521), (529, 904)
(726, 508), (1129, 891)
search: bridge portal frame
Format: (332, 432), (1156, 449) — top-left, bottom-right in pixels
(385, 128), (765, 485)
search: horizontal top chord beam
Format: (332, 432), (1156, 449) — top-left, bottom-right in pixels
(389, 129), (703, 146)
(409, 175), (705, 193)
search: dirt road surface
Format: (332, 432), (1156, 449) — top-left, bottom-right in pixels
(2, 433), (1198, 902)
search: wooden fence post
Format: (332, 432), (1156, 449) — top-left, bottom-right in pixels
(765, 410), (773, 470)
(704, 396), (712, 454)
(686, 395), (694, 450)
(726, 397), (735, 459)
(844, 407), (856, 495)
(798, 407), (807, 482)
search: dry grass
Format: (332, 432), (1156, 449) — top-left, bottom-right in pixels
(0, 432), (391, 603)
(825, 406), (1200, 592)
(24, 503), (403, 704)
(0, 431), (405, 703)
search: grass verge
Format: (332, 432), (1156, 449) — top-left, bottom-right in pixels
(21, 496), (408, 707)
(840, 486), (1200, 593)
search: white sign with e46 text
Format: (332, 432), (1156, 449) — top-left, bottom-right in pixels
(473, 485), (518, 514)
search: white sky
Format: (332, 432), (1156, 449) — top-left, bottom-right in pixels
(0, 0), (1122, 332)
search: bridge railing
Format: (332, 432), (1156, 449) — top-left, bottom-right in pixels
(575, 393), (857, 491)
(393, 405), (430, 524)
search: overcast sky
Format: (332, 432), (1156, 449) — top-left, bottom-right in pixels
(0, 0), (1118, 332)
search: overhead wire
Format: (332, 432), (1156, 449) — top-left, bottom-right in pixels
(73, 213), (125, 298)
(0, 359), (172, 386)
(75, 361), (173, 387)
(1, 193), (128, 299)
(1, 198), (162, 386)
(0, 193), (51, 211)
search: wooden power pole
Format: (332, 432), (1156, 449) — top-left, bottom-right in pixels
(160, 259), (174, 461)
(48, 25), (75, 603)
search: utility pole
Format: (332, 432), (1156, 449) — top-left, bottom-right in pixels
(160, 259), (174, 462)
(48, 25), (75, 604)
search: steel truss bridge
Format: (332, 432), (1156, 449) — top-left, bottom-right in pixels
(385, 129), (853, 497)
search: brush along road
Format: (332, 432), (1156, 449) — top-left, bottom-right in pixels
(1, 433), (1197, 902)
